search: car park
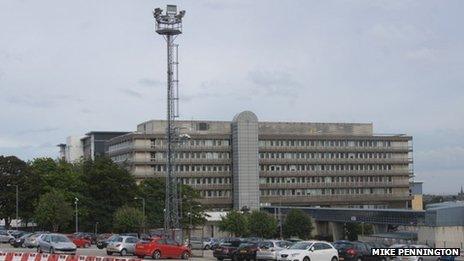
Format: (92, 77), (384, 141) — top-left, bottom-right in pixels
(96, 234), (117, 249)
(203, 238), (219, 250)
(234, 242), (259, 261)
(23, 233), (43, 248)
(213, 238), (245, 260)
(333, 240), (375, 261)
(10, 233), (32, 248)
(256, 240), (293, 260)
(106, 235), (139, 256)
(278, 241), (339, 261)
(67, 234), (91, 248)
(37, 233), (77, 255)
(135, 237), (191, 259)
(0, 230), (15, 244)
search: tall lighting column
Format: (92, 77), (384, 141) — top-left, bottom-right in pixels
(153, 5), (186, 236)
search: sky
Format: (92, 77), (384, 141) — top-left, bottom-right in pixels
(0, 0), (463, 194)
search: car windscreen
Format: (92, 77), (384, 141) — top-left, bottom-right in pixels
(289, 242), (311, 250)
(333, 242), (354, 250)
(52, 235), (71, 243)
(259, 241), (274, 248)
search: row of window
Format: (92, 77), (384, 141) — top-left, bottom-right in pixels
(179, 177), (231, 185)
(261, 188), (394, 196)
(259, 140), (394, 148)
(151, 152), (230, 160)
(259, 152), (393, 160)
(111, 154), (130, 162)
(153, 164), (231, 172)
(151, 139), (230, 147)
(260, 176), (394, 184)
(261, 164), (394, 172)
(200, 190), (231, 198)
(109, 140), (132, 152)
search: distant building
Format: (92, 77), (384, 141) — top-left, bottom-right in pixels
(58, 131), (128, 162)
(107, 111), (414, 211)
(410, 181), (423, 210)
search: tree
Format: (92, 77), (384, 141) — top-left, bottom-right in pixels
(35, 190), (73, 232)
(80, 157), (138, 232)
(248, 210), (278, 238)
(113, 206), (144, 233)
(0, 156), (29, 229)
(283, 209), (313, 239)
(345, 223), (373, 241)
(218, 210), (248, 237)
(137, 178), (206, 230)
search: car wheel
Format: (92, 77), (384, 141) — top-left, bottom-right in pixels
(204, 245), (210, 250)
(331, 257), (338, 261)
(303, 257), (310, 261)
(120, 249), (127, 256)
(9, 238), (14, 244)
(152, 250), (161, 259)
(106, 251), (112, 256)
(181, 251), (190, 259)
(418, 258), (423, 261)
(356, 258), (362, 261)
(37, 247), (42, 253)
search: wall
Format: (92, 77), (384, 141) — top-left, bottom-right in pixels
(418, 226), (464, 248)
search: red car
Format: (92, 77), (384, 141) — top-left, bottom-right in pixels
(135, 237), (191, 259)
(67, 235), (91, 248)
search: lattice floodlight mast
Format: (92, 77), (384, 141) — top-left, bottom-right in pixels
(153, 5), (185, 234)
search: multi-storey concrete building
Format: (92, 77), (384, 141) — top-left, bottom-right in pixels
(107, 111), (413, 210)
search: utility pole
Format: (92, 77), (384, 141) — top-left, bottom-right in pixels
(74, 197), (79, 233)
(135, 197), (146, 233)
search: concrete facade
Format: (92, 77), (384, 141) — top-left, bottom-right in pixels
(107, 110), (414, 210)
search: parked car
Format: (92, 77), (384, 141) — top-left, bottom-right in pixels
(0, 230), (15, 244)
(256, 240), (293, 260)
(23, 233), (43, 248)
(213, 239), (244, 260)
(135, 237), (191, 259)
(233, 242), (259, 261)
(333, 240), (372, 261)
(67, 234), (91, 248)
(37, 233), (77, 255)
(96, 234), (118, 249)
(203, 238), (219, 250)
(11, 233), (32, 248)
(278, 241), (338, 261)
(106, 235), (139, 256)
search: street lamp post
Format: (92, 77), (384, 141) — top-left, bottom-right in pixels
(7, 184), (19, 229)
(95, 222), (99, 235)
(135, 197), (146, 233)
(74, 197), (79, 233)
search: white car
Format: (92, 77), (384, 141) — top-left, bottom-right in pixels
(278, 241), (338, 261)
(256, 240), (292, 260)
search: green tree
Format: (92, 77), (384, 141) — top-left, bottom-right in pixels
(345, 223), (373, 241)
(283, 209), (313, 239)
(136, 178), (206, 230)
(113, 206), (144, 233)
(0, 156), (30, 229)
(80, 157), (138, 232)
(248, 210), (278, 238)
(218, 210), (248, 237)
(35, 190), (73, 232)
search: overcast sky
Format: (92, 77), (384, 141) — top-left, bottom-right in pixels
(1, 0), (463, 194)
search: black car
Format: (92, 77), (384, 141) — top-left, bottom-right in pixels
(333, 240), (387, 261)
(213, 239), (244, 260)
(10, 233), (32, 248)
(96, 234), (118, 249)
(233, 242), (259, 261)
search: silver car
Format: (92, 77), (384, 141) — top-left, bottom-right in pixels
(24, 233), (42, 248)
(0, 230), (15, 244)
(106, 236), (139, 256)
(37, 234), (77, 254)
(256, 240), (292, 260)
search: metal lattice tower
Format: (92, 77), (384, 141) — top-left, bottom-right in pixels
(153, 5), (186, 234)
